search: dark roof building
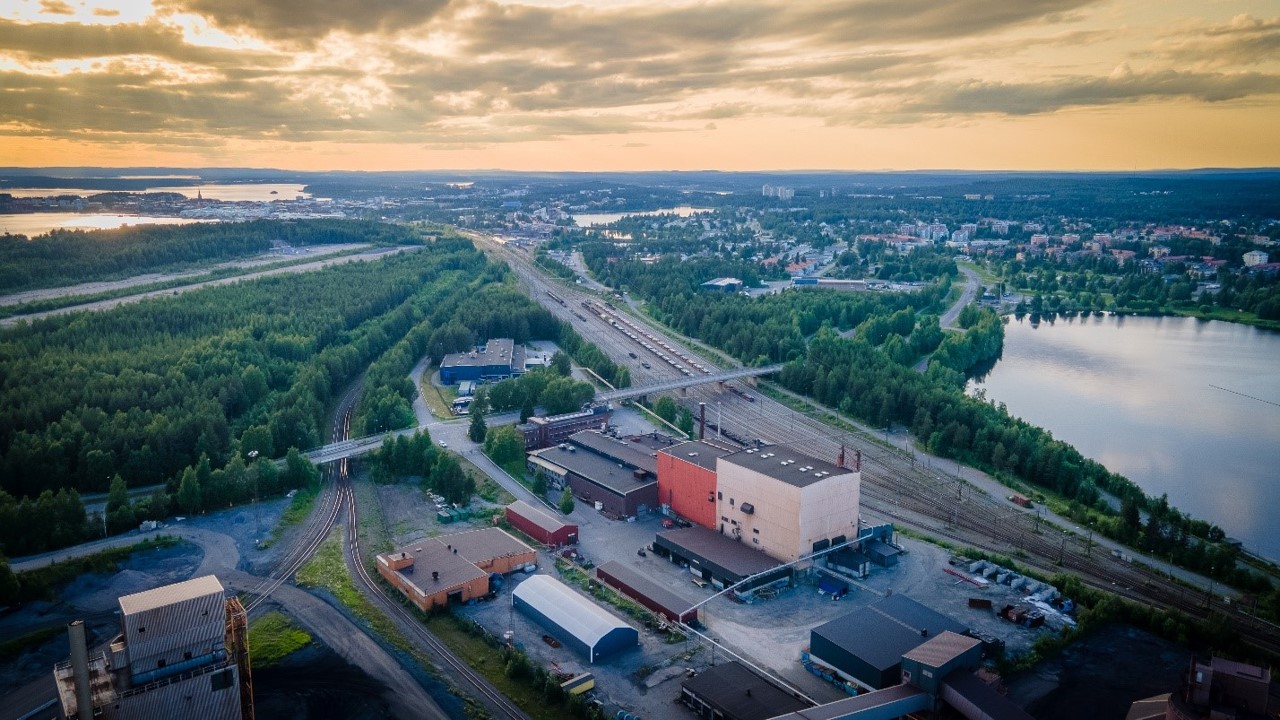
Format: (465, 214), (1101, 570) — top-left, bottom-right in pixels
(680, 661), (809, 720)
(809, 594), (968, 691)
(652, 526), (789, 591)
(440, 338), (526, 384)
(596, 561), (699, 624)
(528, 431), (675, 518)
(518, 404), (612, 450)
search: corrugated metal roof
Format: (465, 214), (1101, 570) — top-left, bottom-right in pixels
(812, 594), (967, 671)
(512, 575), (634, 651)
(902, 630), (981, 667)
(119, 575), (224, 616)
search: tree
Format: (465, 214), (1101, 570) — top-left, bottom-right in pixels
(653, 396), (678, 424)
(429, 455), (474, 505)
(106, 475), (129, 514)
(558, 487), (575, 515)
(283, 448), (320, 492)
(676, 407), (695, 438)
(177, 468), (202, 514)
(0, 553), (18, 606)
(550, 351), (572, 376)
(484, 425), (526, 468)
(469, 407), (488, 443)
(240, 425), (275, 460)
(532, 471), (548, 497)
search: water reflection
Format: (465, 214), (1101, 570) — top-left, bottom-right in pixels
(970, 314), (1280, 561)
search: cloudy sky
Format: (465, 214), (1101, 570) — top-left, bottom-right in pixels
(2, 0), (1278, 171)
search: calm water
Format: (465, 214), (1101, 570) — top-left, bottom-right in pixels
(572, 205), (711, 227)
(969, 314), (1280, 562)
(0, 214), (211, 237)
(1, 183), (309, 201)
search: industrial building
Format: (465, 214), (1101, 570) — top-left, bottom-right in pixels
(652, 526), (789, 591)
(657, 439), (737, 530)
(439, 338), (526, 384)
(715, 445), (860, 563)
(505, 500), (578, 547)
(511, 575), (638, 663)
(377, 528), (536, 612)
(595, 561), (699, 624)
(700, 277), (744, 292)
(1128, 656), (1277, 720)
(680, 661), (809, 720)
(518, 403), (612, 450)
(808, 594), (968, 691)
(54, 575), (250, 720)
(528, 431), (672, 518)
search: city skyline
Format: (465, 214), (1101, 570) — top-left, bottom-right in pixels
(2, 0), (1279, 172)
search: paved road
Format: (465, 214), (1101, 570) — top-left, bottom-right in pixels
(0, 246), (415, 327)
(940, 265), (982, 330)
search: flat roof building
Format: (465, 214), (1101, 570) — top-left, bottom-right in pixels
(377, 528), (536, 612)
(512, 575), (638, 663)
(528, 431), (676, 518)
(596, 561), (699, 624)
(716, 445), (860, 563)
(519, 404), (612, 450)
(680, 661), (809, 720)
(809, 594), (968, 691)
(440, 338), (526, 384)
(652, 526), (789, 591)
(657, 439), (737, 530)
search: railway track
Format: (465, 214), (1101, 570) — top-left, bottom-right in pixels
(480, 235), (1280, 658)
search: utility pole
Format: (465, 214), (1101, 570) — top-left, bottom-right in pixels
(248, 450), (260, 544)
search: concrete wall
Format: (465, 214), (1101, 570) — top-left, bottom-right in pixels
(657, 453), (718, 529)
(715, 463), (803, 561)
(798, 471), (860, 557)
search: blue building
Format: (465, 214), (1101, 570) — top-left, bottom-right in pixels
(512, 575), (638, 663)
(440, 338), (525, 384)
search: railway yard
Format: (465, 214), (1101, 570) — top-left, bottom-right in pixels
(7, 229), (1278, 720)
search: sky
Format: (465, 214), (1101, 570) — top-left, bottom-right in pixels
(1, 0), (1278, 172)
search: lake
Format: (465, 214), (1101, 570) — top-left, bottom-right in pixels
(572, 205), (712, 227)
(969, 314), (1280, 561)
(1, 183), (310, 201)
(0, 214), (212, 237)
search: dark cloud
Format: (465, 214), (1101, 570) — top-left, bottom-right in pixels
(894, 70), (1280, 117)
(154, 0), (450, 44)
(0, 18), (280, 67)
(1156, 15), (1280, 68)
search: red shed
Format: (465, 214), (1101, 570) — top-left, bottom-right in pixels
(506, 500), (578, 547)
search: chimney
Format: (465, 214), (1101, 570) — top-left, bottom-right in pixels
(855, 449), (861, 472)
(68, 620), (93, 720)
(432, 571), (439, 581)
(837, 444), (845, 468)
(699, 403), (706, 440)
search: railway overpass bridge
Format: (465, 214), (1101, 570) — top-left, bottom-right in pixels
(304, 366), (782, 464)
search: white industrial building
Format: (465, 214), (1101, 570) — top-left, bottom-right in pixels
(714, 445), (860, 563)
(54, 575), (249, 720)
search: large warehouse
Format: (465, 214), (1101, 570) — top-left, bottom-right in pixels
(505, 500), (578, 547)
(652, 526), (789, 591)
(596, 560), (699, 624)
(808, 594), (969, 691)
(715, 445), (860, 563)
(439, 338), (526, 384)
(528, 431), (671, 518)
(657, 439), (737, 530)
(512, 575), (638, 663)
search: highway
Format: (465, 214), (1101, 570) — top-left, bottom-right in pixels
(472, 230), (1280, 658)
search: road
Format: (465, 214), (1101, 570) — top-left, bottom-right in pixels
(0, 245), (415, 327)
(472, 230), (1280, 657)
(941, 265), (982, 330)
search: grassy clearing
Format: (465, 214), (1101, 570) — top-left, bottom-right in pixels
(0, 626), (62, 663)
(420, 374), (455, 419)
(262, 488), (319, 549)
(475, 475), (515, 505)
(248, 611), (312, 667)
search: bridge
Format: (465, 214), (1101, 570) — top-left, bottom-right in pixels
(596, 364), (783, 402)
(304, 367), (782, 464)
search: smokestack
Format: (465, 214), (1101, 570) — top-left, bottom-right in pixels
(837, 444), (845, 468)
(699, 403), (706, 440)
(68, 620), (93, 720)
(855, 449), (861, 472)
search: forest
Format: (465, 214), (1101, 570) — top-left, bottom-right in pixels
(0, 219), (424, 293)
